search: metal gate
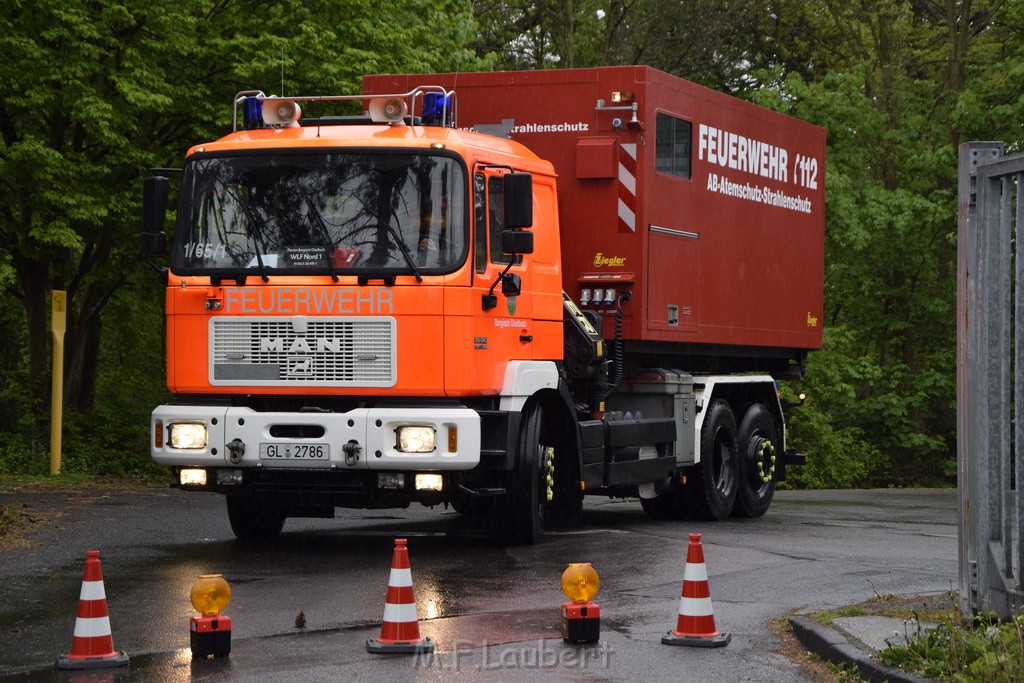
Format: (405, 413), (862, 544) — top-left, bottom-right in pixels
(957, 142), (1023, 618)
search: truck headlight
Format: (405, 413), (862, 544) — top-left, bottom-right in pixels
(168, 422), (208, 449)
(396, 426), (435, 453)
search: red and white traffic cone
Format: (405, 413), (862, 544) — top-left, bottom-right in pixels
(55, 550), (130, 669)
(366, 538), (434, 654)
(662, 533), (731, 647)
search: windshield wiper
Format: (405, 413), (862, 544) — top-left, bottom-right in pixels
(353, 201), (423, 283)
(302, 191), (340, 282)
(233, 190), (271, 282)
(382, 222), (423, 283)
(251, 236), (270, 283)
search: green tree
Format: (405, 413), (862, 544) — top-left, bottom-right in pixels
(758, 0), (1018, 486)
(0, 0), (482, 472)
(0, 1), (204, 415)
(470, 0), (599, 68)
(600, 0), (776, 93)
(470, 0), (777, 94)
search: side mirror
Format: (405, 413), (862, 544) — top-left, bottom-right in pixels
(142, 176), (169, 234)
(503, 172), (533, 228)
(501, 229), (534, 255)
(501, 272), (522, 297)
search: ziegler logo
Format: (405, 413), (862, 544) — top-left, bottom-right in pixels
(260, 338), (341, 353)
(593, 252), (626, 268)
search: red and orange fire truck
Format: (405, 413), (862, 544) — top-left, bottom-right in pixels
(142, 66), (824, 544)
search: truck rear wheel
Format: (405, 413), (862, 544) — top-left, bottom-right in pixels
(491, 403), (545, 545)
(734, 403), (778, 518)
(686, 399), (738, 520)
(226, 496), (286, 544)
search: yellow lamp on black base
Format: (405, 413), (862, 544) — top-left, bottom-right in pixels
(190, 574), (232, 658)
(560, 563), (601, 643)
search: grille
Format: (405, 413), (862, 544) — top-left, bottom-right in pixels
(210, 316), (395, 386)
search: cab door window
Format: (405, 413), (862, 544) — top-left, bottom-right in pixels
(475, 171), (521, 274)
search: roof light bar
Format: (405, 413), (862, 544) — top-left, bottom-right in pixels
(231, 87), (456, 132)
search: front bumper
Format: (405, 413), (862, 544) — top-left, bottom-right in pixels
(151, 404), (481, 472)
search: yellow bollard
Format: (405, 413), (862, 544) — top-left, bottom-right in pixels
(50, 291), (67, 476)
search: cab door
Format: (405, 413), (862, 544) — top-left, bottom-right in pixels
(444, 167), (534, 394)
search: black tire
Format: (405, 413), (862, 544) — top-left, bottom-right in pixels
(686, 399), (738, 520)
(226, 496), (286, 544)
(491, 403), (545, 545)
(734, 403), (778, 518)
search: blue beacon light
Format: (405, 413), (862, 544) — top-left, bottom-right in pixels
(242, 97), (265, 130)
(421, 92), (452, 127)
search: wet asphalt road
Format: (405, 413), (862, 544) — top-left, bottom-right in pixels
(0, 487), (957, 681)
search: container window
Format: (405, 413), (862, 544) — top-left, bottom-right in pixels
(655, 113), (692, 179)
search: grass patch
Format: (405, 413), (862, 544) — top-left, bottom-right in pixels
(811, 592), (957, 628)
(881, 608), (1024, 682)
(0, 500), (49, 552)
(811, 606), (869, 627)
(770, 613), (838, 682)
(0, 502), (26, 534)
(0, 472), (169, 494)
(801, 593), (1024, 682)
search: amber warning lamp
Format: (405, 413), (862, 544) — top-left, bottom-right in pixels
(560, 563), (601, 643)
(189, 574), (232, 658)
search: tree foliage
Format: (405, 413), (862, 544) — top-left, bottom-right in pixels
(1, 0), (1021, 485)
(761, 0), (1017, 487)
(0, 0), (481, 474)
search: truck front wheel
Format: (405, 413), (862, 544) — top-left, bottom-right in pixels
(686, 399), (738, 520)
(734, 404), (778, 518)
(226, 496), (286, 544)
(491, 403), (545, 545)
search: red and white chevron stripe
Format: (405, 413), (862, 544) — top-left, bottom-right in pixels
(618, 143), (637, 231)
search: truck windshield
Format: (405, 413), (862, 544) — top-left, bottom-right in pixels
(172, 151), (468, 277)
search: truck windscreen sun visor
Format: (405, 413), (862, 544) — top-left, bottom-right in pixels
(173, 151), (468, 277)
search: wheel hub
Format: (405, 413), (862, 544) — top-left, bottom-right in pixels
(751, 438), (776, 484)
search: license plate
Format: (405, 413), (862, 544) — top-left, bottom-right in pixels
(259, 443), (330, 460)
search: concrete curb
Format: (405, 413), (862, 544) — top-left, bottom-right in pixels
(789, 616), (932, 683)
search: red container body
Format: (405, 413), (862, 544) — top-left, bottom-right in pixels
(365, 67), (825, 356)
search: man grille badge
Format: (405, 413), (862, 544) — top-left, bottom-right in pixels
(287, 357), (314, 376)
